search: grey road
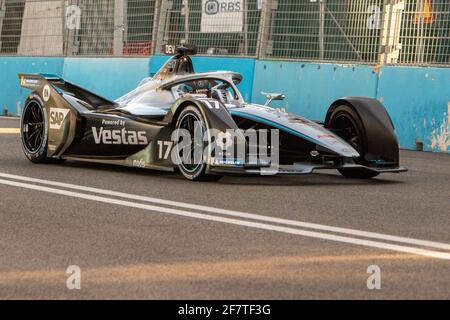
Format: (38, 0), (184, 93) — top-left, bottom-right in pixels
(0, 117), (449, 299)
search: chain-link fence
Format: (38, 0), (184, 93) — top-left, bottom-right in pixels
(397, 0), (450, 65)
(258, 0), (383, 63)
(153, 0), (261, 56)
(0, 0), (154, 56)
(0, 0), (449, 66)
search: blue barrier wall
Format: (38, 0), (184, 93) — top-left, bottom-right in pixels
(0, 55), (448, 152)
(376, 66), (450, 152)
(150, 55), (256, 101)
(252, 61), (450, 152)
(0, 57), (150, 114)
(63, 57), (151, 100)
(252, 61), (379, 121)
(0, 57), (64, 115)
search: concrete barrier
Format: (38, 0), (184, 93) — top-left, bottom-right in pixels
(252, 61), (449, 152)
(252, 60), (378, 121)
(377, 66), (450, 152)
(63, 57), (151, 100)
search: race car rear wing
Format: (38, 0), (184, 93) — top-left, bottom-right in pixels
(18, 73), (117, 109)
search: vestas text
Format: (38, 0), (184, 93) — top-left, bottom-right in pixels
(92, 127), (148, 145)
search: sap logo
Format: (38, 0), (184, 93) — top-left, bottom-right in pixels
(50, 108), (70, 130)
(92, 127), (148, 145)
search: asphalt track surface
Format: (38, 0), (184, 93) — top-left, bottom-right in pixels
(0, 117), (448, 299)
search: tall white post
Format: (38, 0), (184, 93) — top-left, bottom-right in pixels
(114, 0), (125, 56)
(0, 0), (5, 51)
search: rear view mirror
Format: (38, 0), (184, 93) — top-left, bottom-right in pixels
(261, 92), (286, 106)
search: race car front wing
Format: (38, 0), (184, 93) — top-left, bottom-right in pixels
(209, 162), (408, 176)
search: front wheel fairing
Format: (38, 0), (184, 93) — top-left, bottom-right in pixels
(230, 104), (360, 158)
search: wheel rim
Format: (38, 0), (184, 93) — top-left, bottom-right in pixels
(177, 112), (204, 173)
(331, 112), (363, 154)
(22, 102), (45, 153)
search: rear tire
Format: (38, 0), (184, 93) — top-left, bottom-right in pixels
(174, 106), (222, 182)
(328, 104), (380, 179)
(20, 98), (50, 163)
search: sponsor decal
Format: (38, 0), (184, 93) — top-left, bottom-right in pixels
(317, 134), (336, 139)
(42, 85), (51, 102)
(204, 0), (240, 15)
(213, 158), (244, 167)
(101, 119), (125, 127)
(201, 0), (243, 33)
(50, 108), (70, 130)
(132, 159), (146, 168)
(20, 76), (40, 87)
(92, 127), (148, 145)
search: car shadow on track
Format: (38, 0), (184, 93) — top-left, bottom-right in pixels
(59, 160), (404, 187)
(220, 173), (403, 187)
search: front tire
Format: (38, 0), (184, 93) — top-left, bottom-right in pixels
(20, 98), (49, 163)
(174, 106), (222, 181)
(328, 104), (380, 179)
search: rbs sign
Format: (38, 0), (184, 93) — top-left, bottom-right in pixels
(204, 0), (241, 15)
(201, 0), (243, 33)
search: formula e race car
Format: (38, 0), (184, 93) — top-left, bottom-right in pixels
(18, 45), (407, 181)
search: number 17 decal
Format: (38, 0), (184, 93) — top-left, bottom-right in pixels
(157, 140), (173, 159)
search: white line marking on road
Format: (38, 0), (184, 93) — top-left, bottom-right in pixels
(0, 116), (19, 120)
(0, 177), (449, 260)
(0, 171), (449, 251)
(0, 128), (20, 134)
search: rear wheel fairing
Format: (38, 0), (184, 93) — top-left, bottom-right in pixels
(125, 125), (177, 170)
(164, 97), (240, 132)
(21, 85), (78, 159)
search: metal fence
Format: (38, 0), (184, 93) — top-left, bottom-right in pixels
(258, 0), (384, 63)
(0, 0), (154, 56)
(153, 0), (261, 56)
(0, 0), (449, 66)
(397, 0), (450, 65)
